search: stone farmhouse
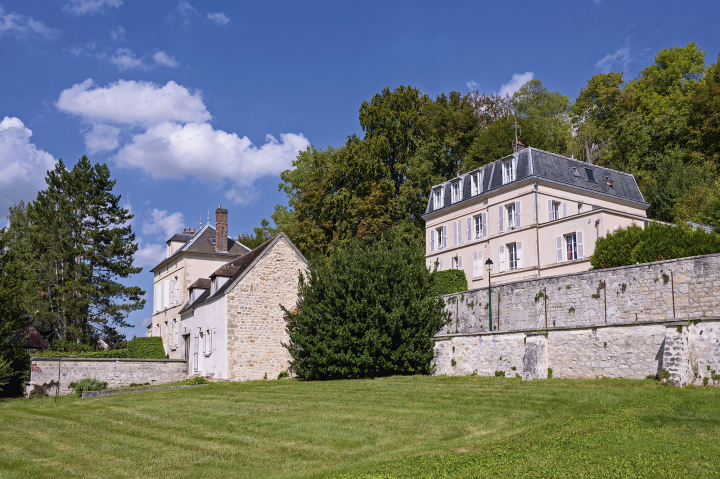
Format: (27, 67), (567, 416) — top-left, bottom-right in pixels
(424, 144), (649, 287)
(148, 207), (307, 381)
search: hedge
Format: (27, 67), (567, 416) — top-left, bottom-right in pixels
(34, 349), (128, 358)
(127, 337), (166, 359)
(429, 269), (468, 297)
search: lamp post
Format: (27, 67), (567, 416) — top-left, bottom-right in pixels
(485, 258), (494, 331)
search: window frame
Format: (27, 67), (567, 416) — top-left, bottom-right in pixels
(435, 226), (444, 249)
(507, 242), (518, 271)
(451, 181), (461, 204)
(473, 214), (483, 240)
(470, 171), (482, 196)
(585, 168), (596, 182)
(505, 203), (516, 229)
(433, 188), (444, 209)
(551, 201), (560, 221)
(502, 161), (516, 184)
(565, 233), (578, 261)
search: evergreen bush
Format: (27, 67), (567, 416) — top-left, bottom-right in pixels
(127, 337), (166, 359)
(591, 222), (720, 269)
(429, 269), (468, 297)
(283, 228), (450, 380)
(73, 378), (107, 397)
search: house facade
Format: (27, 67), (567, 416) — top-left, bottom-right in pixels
(148, 206), (250, 358)
(423, 146), (649, 287)
(178, 233), (308, 381)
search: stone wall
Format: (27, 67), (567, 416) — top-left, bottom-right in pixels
(225, 237), (307, 381)
(28, 358), (188, 396)
(442, 253), (720, 335)
(433, 319), (720, 387)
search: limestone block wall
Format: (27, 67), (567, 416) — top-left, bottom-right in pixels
(226, 238), (307, 381)
(442, 253), (720, 335)
(28, 358), (188, 396)
(433, 319), (720, 387)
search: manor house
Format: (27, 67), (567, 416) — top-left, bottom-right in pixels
(424, 144), (649, 286)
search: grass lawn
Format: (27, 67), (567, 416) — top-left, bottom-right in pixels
(0, 376), (719, 478)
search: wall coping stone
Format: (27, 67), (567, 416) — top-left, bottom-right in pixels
(434, 317), (720, 341)
(30, 357), (187, 363)
(82, 383), (206, 398)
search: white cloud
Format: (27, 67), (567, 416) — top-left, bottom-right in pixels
(594, 0), (602, 4)
(133, 241), (166, 268)
(64, 0), (123, 16)
(207, 12), (230, 25)
(85, 123), (120, 152)
(110, 25), (125, 41)
(596, 40), (631, 72)
(142, 208), (185, 238)
(109, 48), (147, 71)
(114, 123), (308, 203)
(140, 317), (152, 327)
(499, 72), (534, 97)
(467, 81), (480, 91)
(0, 117), (56, 221)
(153, 50), (179, 68)
(0, 5), (57, 38)
(57, 79), (211, 126)
(177, 0), (196, 15)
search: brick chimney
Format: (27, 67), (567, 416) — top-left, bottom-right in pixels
(512, 140), (526, 153)
(215, 205), (228, 253)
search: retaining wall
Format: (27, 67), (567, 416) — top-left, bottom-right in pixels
(28, 358), (188, 396)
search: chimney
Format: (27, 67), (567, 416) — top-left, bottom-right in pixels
(512, 140), (526, 153)
(215, 205), (228, 253)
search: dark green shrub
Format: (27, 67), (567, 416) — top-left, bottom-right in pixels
(188, 376), (208, 385)
(494, 370), (505, 377)
(73, 378), (107, 397)
(591, 222), (720, 269)
(34, 349), (129, 359)
(277, 371), (290, 380)
(283, 228), (450, 380)
(127, 337), (165, 359)
(547, 368), (553, 379)
(430, 269), (468, 297)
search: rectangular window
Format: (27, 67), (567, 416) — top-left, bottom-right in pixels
(565, 233), (577, 261)
(433, 188), (444, 209)
(472, 250), (484, 278)
(551, 201), (560, 221)
(502, 160), (516, 184)
(451, 181), (461, 204)
(452, 255), (463, 270)
(204, 329), (212, 355)
(470, 171), (482, 196)
(436, 226), (445, 250)
(505, 203), (516, 229)
(585, 168), (596, 182)
(473, 214), (484, 239)
(507, 243), (518, 270)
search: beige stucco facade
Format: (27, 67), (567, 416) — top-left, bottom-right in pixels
(425, 176), (649, 288)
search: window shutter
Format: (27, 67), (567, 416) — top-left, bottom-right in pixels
(155, 284), (161, 311)
(556, 235), (563, 263)
(515, 200), (521, 228)
(516, 241), (523, 269)
(498, 205), (504, 233)
(499, 245), (506, 272)
(482, 212), (487, 238)
(512, 156), (518, 180)
(163, 280), (170, 309)
(458, 255), (463, 269)
(473, 251), (478, 277)
(430, 229), (435, 252)
(175, 277), (180, 304)
(438, 260), (444, 271)
(467, 217), (472, 242)
(442, 226), (447, 250)
(457, 220), (462, 245)
(193, 334), (198, 371)
(477, 250), (484, 277)
(562, 202), (568, 218)
(547, 199), (553, 221)
(576, 230), (584, 258)
(452, 221), (457, 246)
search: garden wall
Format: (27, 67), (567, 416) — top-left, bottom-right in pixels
(28, 358), (188, 396)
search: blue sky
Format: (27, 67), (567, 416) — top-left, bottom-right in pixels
(1, 0), (719, 339)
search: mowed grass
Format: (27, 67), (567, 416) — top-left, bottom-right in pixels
(0, 376), (719, 478)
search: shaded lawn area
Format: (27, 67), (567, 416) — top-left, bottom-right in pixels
(0, 376), (718, 478)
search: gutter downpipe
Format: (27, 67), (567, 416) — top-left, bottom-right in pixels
(534, 182), (541, 277)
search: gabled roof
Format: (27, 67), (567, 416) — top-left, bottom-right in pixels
(7, 325), (48, 349)
(179, 233), (307, 314)
(150, 224), (251, 272)
(424, 147), (648, 216)
(189, 278), (211, 290)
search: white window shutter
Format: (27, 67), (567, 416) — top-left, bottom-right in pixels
(442, 226), (447, 250)
(516, 241), (523, 269)
(477, 250), (484, 277)
(452, 221), (457, 246)
(439, 260), (444, 271)
(547, 199), (553, 221)
(175, 278), (180, 304)
(163, 280), (170, 309)
(467, 217), (472, 242)
(482, 212), (487, 238)
(473, 251), (478, 277)
(562, 202), (568, 218)
(515, 200), (521, 228)
(499, 245), (506, 272)
(498, 205), (504, 233)
(155, 284), (160, 312)
(457, 220), (462, 245)
(430, 229), (435, 252)
(577, 230), (584, 258)
(458, 255), (463, 269)
(556, 235), (563, 263)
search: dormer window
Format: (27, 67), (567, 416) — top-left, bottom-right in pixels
(451, 181), (462, 204)
(502, 160), (516, 184)
(433, 187), (444, 209)
(605, 176), (613, 187)
(470, 171), (483, 196)
(585, 168), (596, 182)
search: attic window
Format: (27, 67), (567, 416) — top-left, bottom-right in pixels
(451, 181), (462, 204)
(433, 188), (444, 209)
(572, 167), (580, 177)
(605, 176), (614, 187)
(585, 168), (596, 182)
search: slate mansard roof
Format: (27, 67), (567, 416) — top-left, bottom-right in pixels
(150, 224), (251, 272)
(424, 147), (647, 216)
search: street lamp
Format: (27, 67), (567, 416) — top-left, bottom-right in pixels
(485, 258), (494, 331)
